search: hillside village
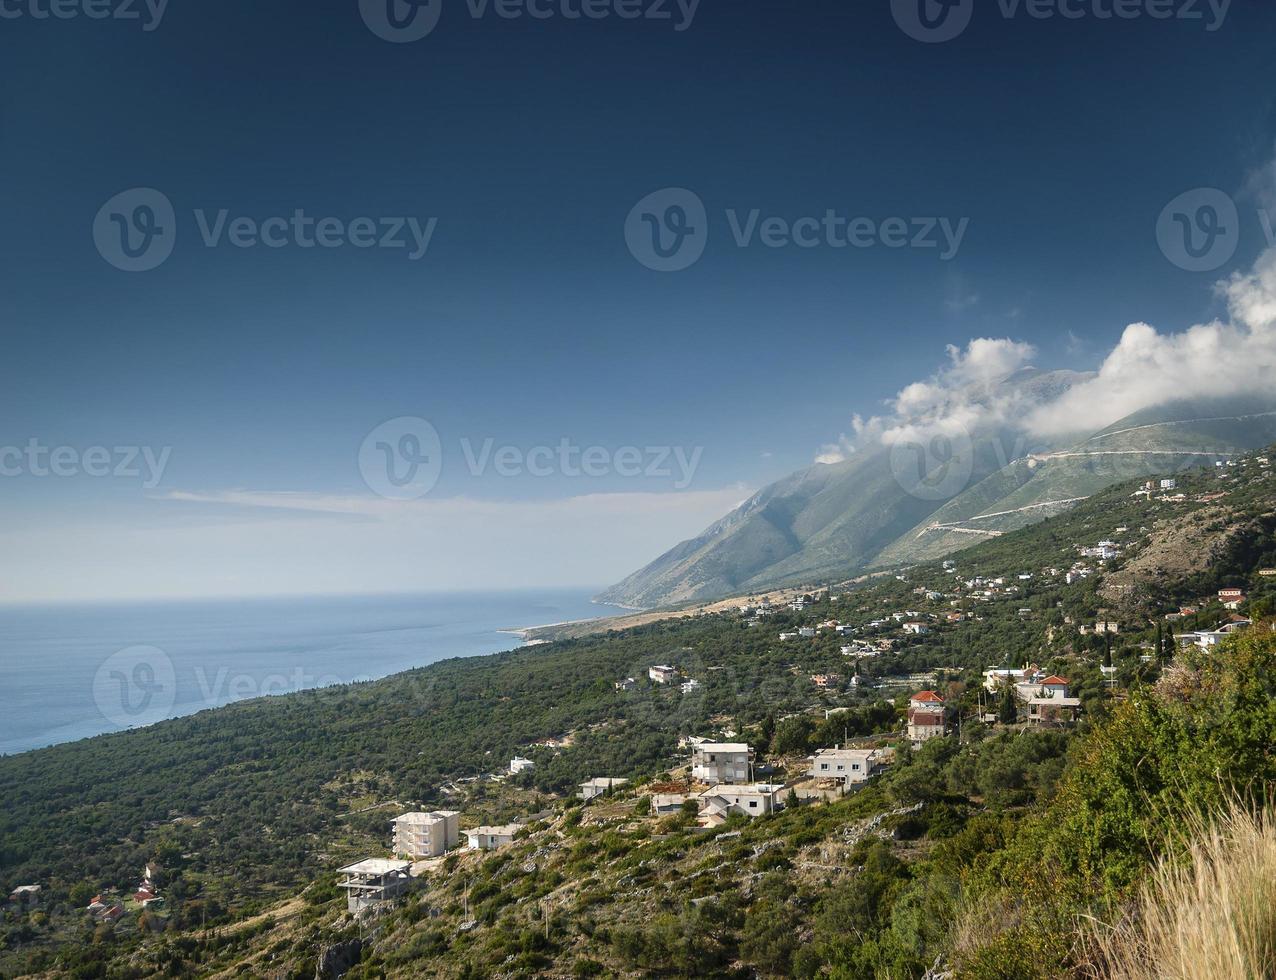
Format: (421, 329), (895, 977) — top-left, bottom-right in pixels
(3, 447), (1275, 978)
(320, 455), (1272, 915)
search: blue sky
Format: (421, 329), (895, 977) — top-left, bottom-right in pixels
(3, 0), (1276, 601)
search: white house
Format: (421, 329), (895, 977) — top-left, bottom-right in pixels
(1081, 544), (1120, 560)
(1026, 676), (1081, 726)
(798, 627), (816, 638)
(8, 885), (40, 905)
(509, 756), (535, 775)
(465, 824), (521, 850)
(982, 667), (1029, 692)
(808, 747), (893, 787)
(1176, 619), (1250, 651)
(649, 664), (679, 684)
(580, 777), (628, 801)
(391, 810), (460, 859)
(902, 622), (930, 635)
(650, 792), (691, 815)
(614, 677), (637, 691)
(691, 742), (752, 784)
(696, 783), (785, 826)
(336, 859), (412, 913)
(680, 678), (702, 694)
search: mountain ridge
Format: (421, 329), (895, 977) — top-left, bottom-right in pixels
(599, 391), (1276, 609)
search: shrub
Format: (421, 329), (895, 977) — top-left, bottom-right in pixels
(1083, 803), (1276, 979)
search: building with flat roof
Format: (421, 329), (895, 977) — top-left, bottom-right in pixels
(649, 664), (679, 684)
(696, 783), (785, 826)
(391, 810), (460, 859)
(691, 742), (752, 784)
(579, 777), (628, 801)
(336, 859), (412, 913)
(465, 824), (521, 850)
(808, 747), (893, 787)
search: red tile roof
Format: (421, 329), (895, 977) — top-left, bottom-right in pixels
(911, 690), (944, 702)
(1040, 676), (1068, 685)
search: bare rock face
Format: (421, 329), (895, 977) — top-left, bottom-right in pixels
(315, 938), (363, 979)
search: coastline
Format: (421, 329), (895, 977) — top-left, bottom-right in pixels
(0, 588), (623, 757)
(508, 575), (891, 643)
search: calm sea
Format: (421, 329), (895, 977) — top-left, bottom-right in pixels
(0, 589), (627, 756)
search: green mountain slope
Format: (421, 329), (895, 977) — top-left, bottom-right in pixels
(601, 394), (1276, 608)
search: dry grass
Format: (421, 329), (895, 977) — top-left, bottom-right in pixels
(1084, 804), (1276, 979)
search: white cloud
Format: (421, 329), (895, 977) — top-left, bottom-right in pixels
(819, 244), (1276, 457)
(945, 337), (1035, 383)
(1243, 145), (1276, 212)
(875, 338), (1036, 442)
(811, 338), (1039, 463)
(1023, 247), (1276, 436)
(814, 431), (858, 465)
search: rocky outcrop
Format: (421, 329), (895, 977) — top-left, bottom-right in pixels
(315, 938), (363, 979)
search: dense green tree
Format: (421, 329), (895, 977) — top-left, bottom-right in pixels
(998, 686), (1018, 725)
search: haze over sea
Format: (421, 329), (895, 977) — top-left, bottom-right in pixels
(0, 589), (628, 756)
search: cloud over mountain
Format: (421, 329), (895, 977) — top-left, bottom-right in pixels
(1025, 247), (1276, 436)
(818, 246), (1276, 461)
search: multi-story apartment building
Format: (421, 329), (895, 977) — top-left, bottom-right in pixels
(390, 810), (460, 859)
(691, 742), (752, 784)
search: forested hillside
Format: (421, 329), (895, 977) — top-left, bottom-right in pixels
(2, 448), (1275, 978)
